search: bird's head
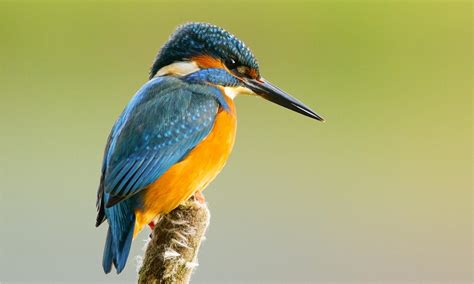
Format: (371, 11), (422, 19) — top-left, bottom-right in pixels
(150, 22), (323, 121)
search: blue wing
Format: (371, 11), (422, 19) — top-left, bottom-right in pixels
(104, 76), (220, 207)
(96, 76), (223, 273)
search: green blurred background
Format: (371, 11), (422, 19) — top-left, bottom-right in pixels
(0, 1), (471, 283)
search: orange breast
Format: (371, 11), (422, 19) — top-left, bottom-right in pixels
(134, 97), (236, 237)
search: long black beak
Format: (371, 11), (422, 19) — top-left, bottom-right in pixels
(243, 78), (324, 121)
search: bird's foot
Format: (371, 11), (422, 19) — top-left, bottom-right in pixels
(194, 191), (206, 204)
(148, 222), (155, 239)
(148, 222), (155, 230)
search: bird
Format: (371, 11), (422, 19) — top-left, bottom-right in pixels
(95, 22), (324, 274)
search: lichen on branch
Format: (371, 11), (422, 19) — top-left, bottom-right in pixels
(138, 196), (210, 284)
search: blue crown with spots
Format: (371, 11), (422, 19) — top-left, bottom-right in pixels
(150, 22), (259, 79)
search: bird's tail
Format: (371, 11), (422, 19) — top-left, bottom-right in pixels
(102, 220), (135, 274)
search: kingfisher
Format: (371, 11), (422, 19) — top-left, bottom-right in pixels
(95, 22), (323, 274)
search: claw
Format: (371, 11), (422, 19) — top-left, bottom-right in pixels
(194, 191), (205, 204)
(148, 222), (155, 230)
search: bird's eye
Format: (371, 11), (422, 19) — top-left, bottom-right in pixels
(225, 57), (254, 78)
(225, 57), (238, 70)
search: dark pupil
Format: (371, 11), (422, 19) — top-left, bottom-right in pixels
(226, 58), (238, 70)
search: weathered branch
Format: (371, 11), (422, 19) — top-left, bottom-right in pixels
(138, 196), (210, 284)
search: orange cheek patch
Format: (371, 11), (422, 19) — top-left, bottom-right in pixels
(248, 68), (258, 79)
(192, 55), (225, 69)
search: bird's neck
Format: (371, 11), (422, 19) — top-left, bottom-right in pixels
(154, 61), (244, 103)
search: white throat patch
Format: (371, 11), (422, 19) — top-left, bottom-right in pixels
(224, 86), (255, 100)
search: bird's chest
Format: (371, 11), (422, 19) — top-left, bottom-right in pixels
(177, 104), (237, 194)
(140, 101), (237, 216)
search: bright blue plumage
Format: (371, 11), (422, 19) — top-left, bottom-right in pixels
(150, 23), (259, 79)
(97, 74), (231, 273)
